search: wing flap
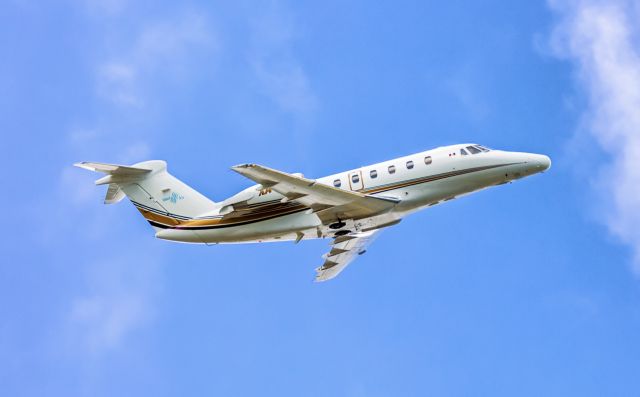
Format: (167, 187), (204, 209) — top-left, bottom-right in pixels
(315, 230), (379, 282)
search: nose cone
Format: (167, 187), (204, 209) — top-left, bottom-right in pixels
(532, 154), (551, 171)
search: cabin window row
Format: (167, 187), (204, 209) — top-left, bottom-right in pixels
(332, 156), (433, 187)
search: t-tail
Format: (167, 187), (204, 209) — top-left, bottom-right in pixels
(74, 160), (216, 231)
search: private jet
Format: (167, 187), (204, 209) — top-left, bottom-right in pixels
(75, 144), (550, 281)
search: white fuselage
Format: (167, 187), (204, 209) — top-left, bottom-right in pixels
(155, 144), (550, 244)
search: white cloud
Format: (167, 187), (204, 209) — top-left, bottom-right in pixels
(57, 133), (158, 356)
(97, 62), (140, 107)
(96, 11), (216, 107)
(67, 254), (161, 355)
(136, 14), (213, 63)
(54, 156), (162, 357)
(31, 4), (216, 365)
(54, 141), (157, 356)
(549, 0), (640, 273)
(252, 60), (317, 114)
(248, 4), (317, 115)
(69, 287), (148, 353)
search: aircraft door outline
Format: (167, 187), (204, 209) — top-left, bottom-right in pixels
(348, 170), (364, 191)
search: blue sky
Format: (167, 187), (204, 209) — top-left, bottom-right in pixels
(2, 0), (640, 395)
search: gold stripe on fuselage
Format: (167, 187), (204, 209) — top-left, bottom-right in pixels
(137, 200), (308, 229)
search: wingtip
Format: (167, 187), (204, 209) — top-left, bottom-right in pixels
(73, 162), (94, 171)
(231, 163), (255, 172)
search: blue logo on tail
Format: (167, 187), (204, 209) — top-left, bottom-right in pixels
(162, 191), (184, 204)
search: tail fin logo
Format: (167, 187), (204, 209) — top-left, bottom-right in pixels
(162, 191), (184, 204)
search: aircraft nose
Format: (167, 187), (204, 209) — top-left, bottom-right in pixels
(533, 154), (551, 171)
(523, 153), (551, 173)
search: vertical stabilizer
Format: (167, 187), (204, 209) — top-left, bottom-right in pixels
(74, 160), (216, 230)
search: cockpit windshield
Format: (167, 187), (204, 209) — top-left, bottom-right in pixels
(465, 144), (491, 154)
(467, 146), (481, 154)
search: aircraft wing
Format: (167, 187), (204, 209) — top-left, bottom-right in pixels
(231, 164), (398, 223)
(315, 230), (379, 282)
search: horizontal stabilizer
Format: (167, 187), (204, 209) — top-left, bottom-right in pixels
(74, 161), (152, 176)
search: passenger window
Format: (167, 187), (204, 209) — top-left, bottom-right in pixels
(333, 179), (341, 188)
(352, 174), (360, 183)
(370, 169), (378, 178)
(388, 165), (396, 174)
(406, 160), (414, 169)
(460, 148), (469, 156)
(424, 156), (432, 165)
(467, 146), (481, 154)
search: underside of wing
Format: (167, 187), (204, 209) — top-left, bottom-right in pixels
(231, 164), (397, 223)
(315, 230), (380, 282)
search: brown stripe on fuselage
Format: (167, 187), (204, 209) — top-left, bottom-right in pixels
(136, 207), (181, 226)
(176, 201), (307, 229)
(176, 205), (309, 230)
(137, 200), (308, 229)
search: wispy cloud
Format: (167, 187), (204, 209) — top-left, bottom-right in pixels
(97, 62), (140, 107)
(549, 0), (640, 274)
(54, 138), (155, 355)
(50, 8), (214, 359)
(51, 152), (160, 361)
(248, 3), (317, 115)
(97, 11), (216, 107)
(51, 140), (160, 354)
(66, 254), (161, 355)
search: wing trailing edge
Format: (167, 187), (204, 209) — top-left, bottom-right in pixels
(315, 230), (380, 282)
(231, 163), (397, 224)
